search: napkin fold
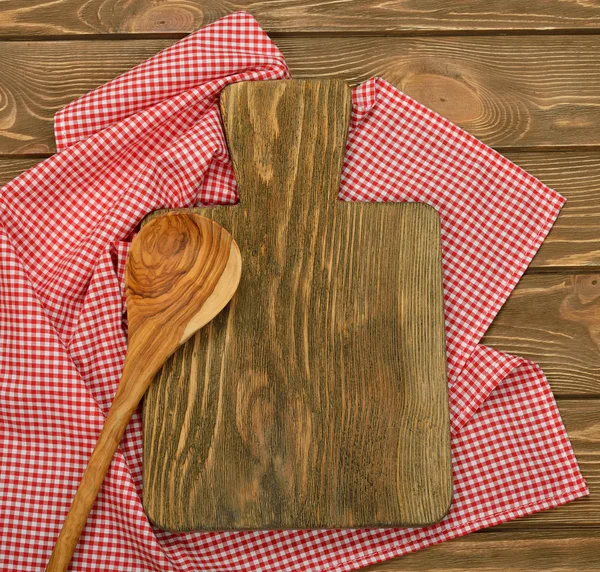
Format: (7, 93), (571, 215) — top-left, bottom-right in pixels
(0, 11), (588, 572)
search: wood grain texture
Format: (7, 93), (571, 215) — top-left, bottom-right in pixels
(3, 151), (600, 270)
(125, 213), (241, 352)
(0, 158), (43, 181)
(145, 381), (600, 532)
(3, 36), (600, 154)
(363, 399), (600, 542)
(4, 162), (600, 396)
(142, 80), (451, 531)
(363, 530), (600, 571)
(4, 158), (600, 395)
(483, 273), (600, 396)
(46, 213), (241, 572)
(122, 267), (600, 398)
(2, 1), (600, 36)
(515, 152), (600, 270)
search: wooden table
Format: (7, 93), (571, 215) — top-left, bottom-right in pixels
(1, 2), (598, 569)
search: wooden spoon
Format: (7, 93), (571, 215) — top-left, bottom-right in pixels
(46, 212), (242, 571)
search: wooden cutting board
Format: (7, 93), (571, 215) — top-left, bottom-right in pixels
(141, 79), (451, 531)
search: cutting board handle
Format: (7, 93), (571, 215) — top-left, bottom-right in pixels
(219, 79), (352, 209)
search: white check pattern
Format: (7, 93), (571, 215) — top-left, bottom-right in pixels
(0, 11), (587, 572)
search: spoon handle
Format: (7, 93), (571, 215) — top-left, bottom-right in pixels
(45, 366), (151, 572)
(46, 213), (241, 570)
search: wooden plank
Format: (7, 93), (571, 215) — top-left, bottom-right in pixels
(0, 158), (43, 182)
(512, 152), (600, 269)
(2, 1), (600, 36)
(3, 157), (600, 394)
(2, 35), (600, 154)
(362, 530), (600, 571)
(482, 274), (600, 396)
(2, 152), (600, 270)
(142, 80), (451, 531)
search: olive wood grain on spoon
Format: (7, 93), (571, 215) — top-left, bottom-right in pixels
(46, 212), (242, 572)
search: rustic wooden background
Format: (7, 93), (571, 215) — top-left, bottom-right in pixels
(0, 1), (598, 569)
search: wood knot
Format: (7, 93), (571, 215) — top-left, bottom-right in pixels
(561, 275), (600, 349)
(402, 73), (483, 124)
(130, 5), (200, 33)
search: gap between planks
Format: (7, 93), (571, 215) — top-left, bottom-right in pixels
(5, 28), (600, 42)
(4, 0), (600, 37)
(3, 34), (600, 153)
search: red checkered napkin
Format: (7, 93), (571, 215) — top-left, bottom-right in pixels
(0, 11), (587, 571)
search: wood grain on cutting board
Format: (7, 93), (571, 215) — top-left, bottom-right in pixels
(142, 79), (450, 531)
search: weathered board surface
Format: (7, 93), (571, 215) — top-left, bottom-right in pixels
(2, 36), (600, 155)
(483, 274), (600, 395)
(2, 0), (600, 35)
(366, 530), (600, 571)
(4, 152), (600, 271)
(142, 79), (450, 531)
(2, 2), (599, 569)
